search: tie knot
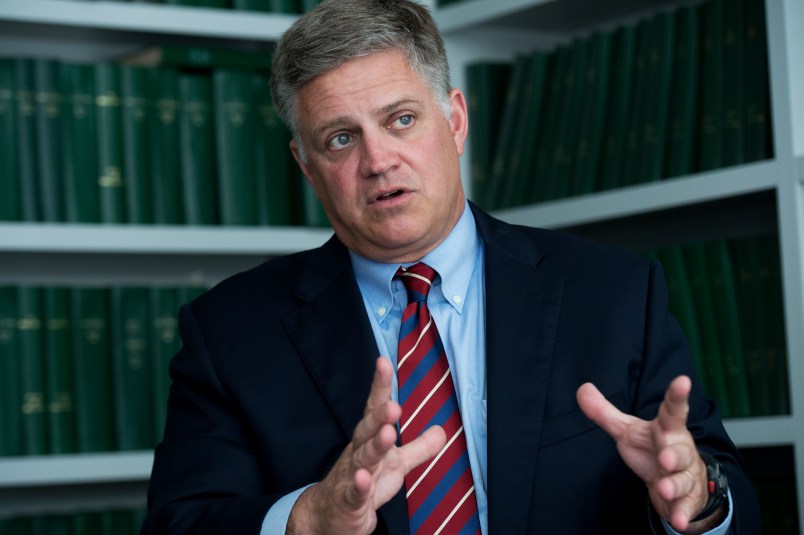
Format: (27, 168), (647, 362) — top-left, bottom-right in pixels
(395, 262), (437, 303)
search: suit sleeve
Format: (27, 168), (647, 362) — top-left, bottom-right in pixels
(141, 303), (276, 535)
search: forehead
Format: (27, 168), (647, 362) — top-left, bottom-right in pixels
(295, 49), (432, 131)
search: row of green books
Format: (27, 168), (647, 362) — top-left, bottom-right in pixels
(0, 54), (330, 227)
(651, 232), (788, 419)
(469, 0), (772, 210)
(0, 509), (145, 535)
(74, 0), (323, 12)
(0, 285), (205, 457)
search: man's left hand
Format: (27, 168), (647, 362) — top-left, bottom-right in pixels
(577, 375), (721, 533)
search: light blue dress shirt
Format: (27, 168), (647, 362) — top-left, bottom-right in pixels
(261, 202), (732, 534)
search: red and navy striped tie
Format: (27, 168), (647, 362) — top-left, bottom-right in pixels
(395, 263), (481, 535)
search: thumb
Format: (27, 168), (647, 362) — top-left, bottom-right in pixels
(577, 382), (632, 441)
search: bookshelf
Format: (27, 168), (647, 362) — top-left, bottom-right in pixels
(1, 0), (802, 530)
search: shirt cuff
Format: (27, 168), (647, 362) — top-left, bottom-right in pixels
(661, 489), (734, 535)
(260, 483), (316, 535)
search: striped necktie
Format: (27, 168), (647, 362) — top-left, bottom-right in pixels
(395, 263), (481, 535)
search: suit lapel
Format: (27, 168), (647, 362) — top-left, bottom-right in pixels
(473, 206), (565, 534)
(280, 236), (409, 535)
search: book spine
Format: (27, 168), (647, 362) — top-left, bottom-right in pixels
(0, 59), (20, 221)
(111, 287), (153, 450)
(17, 286), (47, 455)
(72, 288), (114, 452)
(148, 68), (184, 225)
(743, 0), (772, 162)
(61, 63), (100, 223)
(150, 287), (180, 441)
(214, 69), (258, 225)
(95, 63), (126, 224)
(721, 0), (745, 167)
(0, 286), (23, 456)
(15, 59), (40, 221)
(253, 73), (296, 225)
(33, 59), (65, 222)
(121, 66), (154, 224)
(43, 287), (76, 454)
(698, 0), (725, 172)
(178, 73), (218, 226)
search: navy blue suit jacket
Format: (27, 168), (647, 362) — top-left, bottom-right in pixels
(142, 204), (759, 534)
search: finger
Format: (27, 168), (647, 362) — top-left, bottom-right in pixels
(398, 425), (448, 474)
(365, 357), (395, 414)
(352, 396), (401, 450)
(576, 382), (635, 440)
(657, 375), (691, 433)
(352, 421), (398, 473)
(657, 441), (698, 474)
(656, 469), (698, 503)
(667, 494), (702, 533)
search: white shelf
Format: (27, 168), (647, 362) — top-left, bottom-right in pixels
(0, 451), (152, 487)
(492, 159), (780, 231)
(0, 0), (294, 41)
(0, 224), (333, 256)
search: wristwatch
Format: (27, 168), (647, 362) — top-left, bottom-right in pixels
(691, 451), (729, 522)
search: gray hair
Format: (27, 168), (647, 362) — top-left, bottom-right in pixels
(270, 0), (452, 153)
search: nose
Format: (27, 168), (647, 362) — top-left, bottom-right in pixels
(358, 130), (399, 178)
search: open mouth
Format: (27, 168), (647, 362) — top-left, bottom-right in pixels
(376, 190), (404, 201)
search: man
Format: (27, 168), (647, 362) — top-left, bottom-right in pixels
(142, 0), (760, 533)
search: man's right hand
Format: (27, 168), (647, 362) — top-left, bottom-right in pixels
(287, 357), (447, 534)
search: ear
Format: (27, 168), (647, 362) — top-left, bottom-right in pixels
(290, 138), (315, 188)
(447, 88), (469, 156)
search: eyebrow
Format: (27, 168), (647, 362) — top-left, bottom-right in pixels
(312, 98), (424, 138)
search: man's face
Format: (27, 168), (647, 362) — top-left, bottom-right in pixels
(291, 49), (469, 263)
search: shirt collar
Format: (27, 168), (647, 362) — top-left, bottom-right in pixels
(350, 201), (481, 322)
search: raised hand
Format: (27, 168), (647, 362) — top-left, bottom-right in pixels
(577, 375), (722, 533)
(287, 357), (447, 535)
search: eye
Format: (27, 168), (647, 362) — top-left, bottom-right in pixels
(327, 132), (353, 150)
(391, 114), (415, 130)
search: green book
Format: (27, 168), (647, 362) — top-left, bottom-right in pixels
(529, 46), (568, 203)
(729, 237), (771, 416)
(743, 0), (772, 162)
(697, 0), (725, 172)
(111, 287), (153, 450)
(0, 59), (19, 221)
(253, 73), (297, 225)
(178, 73), (218, 225)
(14, 59), (40, 221)
(756, 234), (789, 414)
(122, 43), (271, 72)
(465, 61), (512, 209)
(597, 23), (637, 191)
(662, 5), (700, 180)
(121, 65), (154, 224)
(0, 286), (23, 456)
(214, 69), (258, 225)
(571, 30), (612, 196)
(683, 242), (732, 417)
(33, 59), (65, 222)
(148, 67), (184, 225)
(31, 514), (72, 535)
(43, 287), (76, 454)
(619, 17), (653, 187)
(637, 11), (675, 183)
(150, 287), (180, 441)
(485, 53), (528, 210)
(722, 0), (745, 167)
(95, 63), (126, 223)
(17, 286), (47, 455)
(657, 246), (708, 397)
(509, 51), (548, 205)
(705, 240), (751, 417)
(72, 288), (114, 452)
(233, 0), (295, 12)
(547, 38), (589, 200)
(300, 0), (323, 11)
(61, 62), (100, 223)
